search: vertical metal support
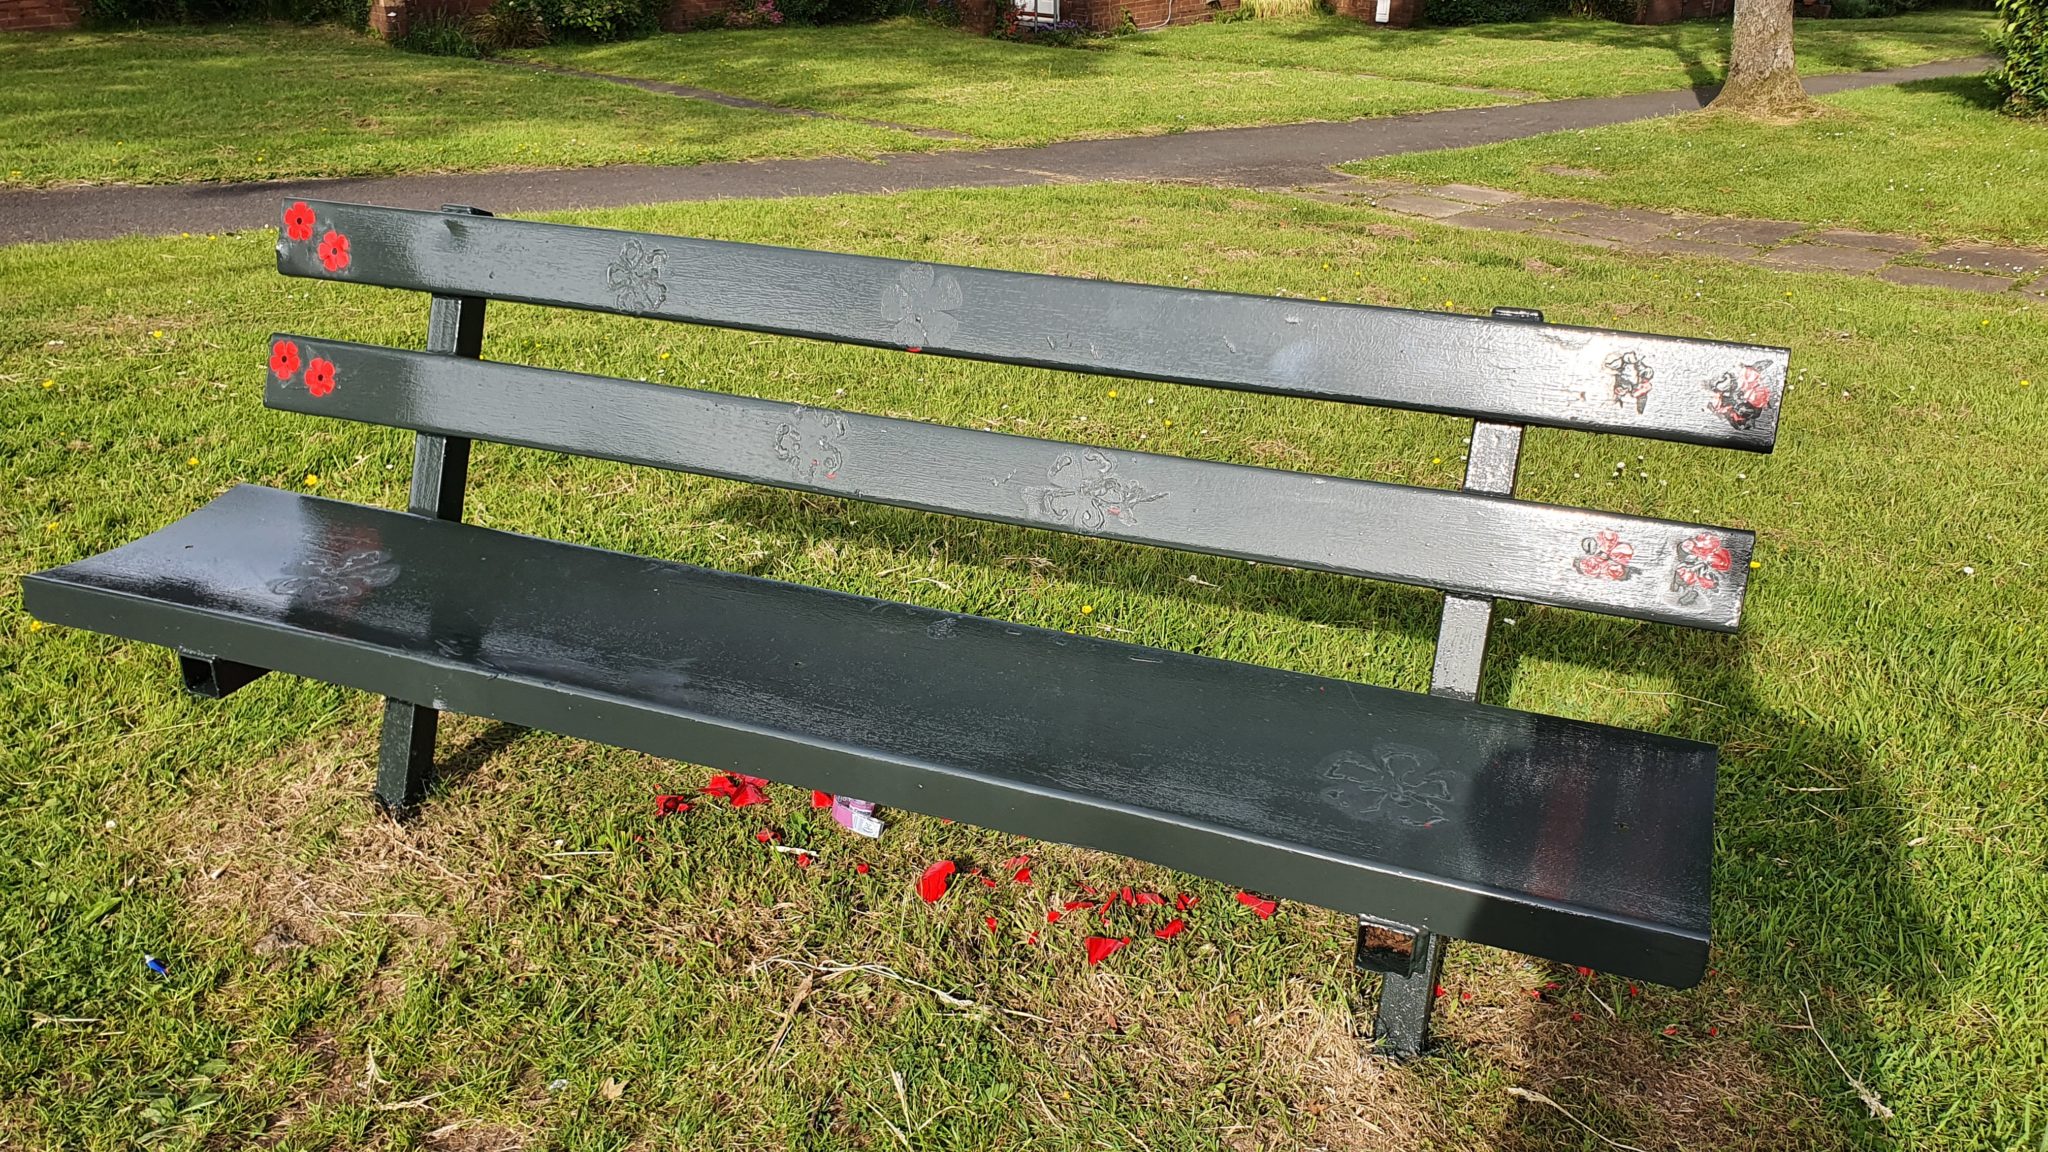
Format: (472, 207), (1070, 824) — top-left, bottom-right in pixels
(1367, 306), (1537, 1058)
(375, 205), (491, 817)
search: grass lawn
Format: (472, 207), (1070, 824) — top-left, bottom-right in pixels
(4, 184), (2044, 1151)
(1350, 74), (2048, 248)
(0, 24), (930, 189)
(528, 9), (1998, 143)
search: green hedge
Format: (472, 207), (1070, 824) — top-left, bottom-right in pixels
(1423, 0), (1564, 27)
(1997, 0), (2048, 115)
(82, 0), (366, 27)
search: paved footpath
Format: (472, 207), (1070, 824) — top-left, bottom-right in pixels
(0, 56), (1992, 247)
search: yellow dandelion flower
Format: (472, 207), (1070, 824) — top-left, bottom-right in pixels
(1081, 604), (1095, 615)
(1749, 560), (1762, 570)
(1432, 457), (1443, 464)
(1107, 389), (1118, 399)
(187, 456), (200, 467)
(42, 379), (54, 389)
(29, 620), (43, 633)
(45, 521), (58, 531)
(1163, 418), (1173, 427)
(304, 473), (320, 488)
(150, 330), (164, 339)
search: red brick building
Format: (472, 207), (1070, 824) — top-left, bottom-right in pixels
(0, 0), (82, 31)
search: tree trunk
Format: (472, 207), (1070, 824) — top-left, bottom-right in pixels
(1710, 0), (1820, 118)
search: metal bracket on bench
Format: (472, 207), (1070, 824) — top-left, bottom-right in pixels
(1365, 306), (1540, 1060)
(177, 650), (269, 699)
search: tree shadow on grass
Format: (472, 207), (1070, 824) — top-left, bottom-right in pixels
(679, 480), (1945, 1147)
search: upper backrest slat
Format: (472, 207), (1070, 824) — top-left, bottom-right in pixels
(265, 334), (1757, 630)
(276, 199), (1789, 452)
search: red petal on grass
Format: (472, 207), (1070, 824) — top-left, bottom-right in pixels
(731, 782), (770, 807)
(1120, 886), (1136, 906)
(919, 860), (956, 903)
(1133, 892), (1166, 906)
(811, 790), (833, 808)
(1235, 892), (1277, 919)
(1460, 991), (1473, 1002)
(1084, 936), (1130, 966)
(856, 862), (871, 875)
(1080, 883), (1098, 896)
(654, 795), (692, 816)
(796, 853), (813, 868)
(1571, 1012), (1584, 1022)
(1527, 989), (1543, 1000)
(1576, 966), (1595, 977)
(702, 774), (738, 798)
(1628, 986), (1641, 997)
(755, 828), (780, 844)
(1013, 867), (1032, 885)
(1707, 1026), (1719, 1036)
(1002, 854), (1029, 871)
(980, 875), (1000, 889)
(1175, 893), (1199, 911)
(1153, 919), (1187, 940)
(1062, 900), (1095, 911)
(1434, 985), (1446, 998)
(984, 916), (998, 933)
(1027, 931), (1039, 945)
(1663, 1026), (1678, 1036)
(1047, 908), (1063, 923)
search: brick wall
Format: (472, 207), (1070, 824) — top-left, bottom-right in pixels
(0, 0), (83, 31)
(1058, 0), (1239, 30)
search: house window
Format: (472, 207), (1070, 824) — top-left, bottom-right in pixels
(1014, 0), (1059, 21)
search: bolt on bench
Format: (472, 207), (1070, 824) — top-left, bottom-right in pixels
(25, 200), (1787, 1057)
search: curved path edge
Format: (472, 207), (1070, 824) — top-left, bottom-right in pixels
(0, 56), (1994, 247)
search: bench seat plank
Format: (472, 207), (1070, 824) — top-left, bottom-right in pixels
(24, 484), (1715, 986)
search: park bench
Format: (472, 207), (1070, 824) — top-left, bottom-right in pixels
(24, 200), (1786, 1057)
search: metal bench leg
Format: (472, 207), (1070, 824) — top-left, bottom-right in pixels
(375, 698), (440, 815)
(1367, 925), (1447, 1059)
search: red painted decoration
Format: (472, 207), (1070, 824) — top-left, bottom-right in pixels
(316, 229), (351, 273)
(303, 357), (336, 398)
(283, 201), (315, 243)
(269, 339), (301, 381)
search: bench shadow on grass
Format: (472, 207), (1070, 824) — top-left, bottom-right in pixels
(674, 482), (1944, 1148)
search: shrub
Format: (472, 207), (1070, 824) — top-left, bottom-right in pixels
(82, 0), (366, 27)
(991, 12), (1090, 42)
(1237, 0), (1317, 16)
(395, 10), (485, 53)
(1424, 0), (1563, 25)
(469, 2), (552, 48)
(500, 0), (667, 40)
(722, 0), (784, 22)
(1995, 0), (2048, 115)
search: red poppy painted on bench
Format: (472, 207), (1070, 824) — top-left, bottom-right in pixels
(317, 229), (351, 273)
(304, 357), (336, 398)
(1575, 529), (1636, 582)
(283, 201), (315, 243)
(268, 339), (301, 381)
(1704, 362), (1775, 430)
(1671, 532), (1735, 605)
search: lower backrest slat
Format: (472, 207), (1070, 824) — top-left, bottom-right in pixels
(265, 334), (1756, 630)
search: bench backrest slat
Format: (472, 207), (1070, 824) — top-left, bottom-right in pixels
(266, 335), (1756, 630)
(276, 200), (1789, 452)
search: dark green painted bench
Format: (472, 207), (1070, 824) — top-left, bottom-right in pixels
(24, 200), (1787, 1057)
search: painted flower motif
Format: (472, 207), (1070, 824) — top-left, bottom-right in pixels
(1575, 529), (1636, 582)
(606, 238), (669, 311)
(880, 263), (963, 349)
(268, 339), (301, 381)
(1670, 532), (1735, 605)
(1704, 361), (1774, 430)
(1603, 350), (1654, 414)
(267, 549), (399, 603)
(283, 201), (315, 243)
(1026, 450), (1167, 531)
(773, 407), (848, 482)
(304, 357), (336, 398)
(316, 229), (350, 273)
(1318, 744), (1454, 828)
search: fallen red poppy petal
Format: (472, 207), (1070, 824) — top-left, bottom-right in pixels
(1047, 908), (1062, 923)
(1027, 931), (1039, 945)
(654, 795), (691, 817)
(1013, 867), (1032, 885)
(811, 790), (833, 808)
(1063, 900), (1095, 912)
(1120, 886), (1136, 906)
(1571, 1011), (1584, 1022)
(1628, 986), (1641, 997)
(1575, 966), (1595, 978)
(1434, 985), (1446, 999)
(1002, 855), (1029, 871)
(1084, 936), (1130, 966)
(1153, 919), (1187, 940)
(731, 783), (770, 807)
(702, 775), (739, 798)
(1080, 884), (1098, 896)
(755, 828), (780, 844)
(980, 875), (1000, 889)
(855, 862), (871, 875)
(1527, 989), (1543, 1000)
(1707, 1026), (1719, 1036)
(919, 860), (956, 903)
(1235, 892), (1277, 919)
(736, 774), (770, 788)
(1663, 1026), (1678, 1036)
(1133, 892), (1166, 906)
(1460, 992), (1473, 1002)
(1175, 893), (1199, 911)
(796, 853), (813, 868)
